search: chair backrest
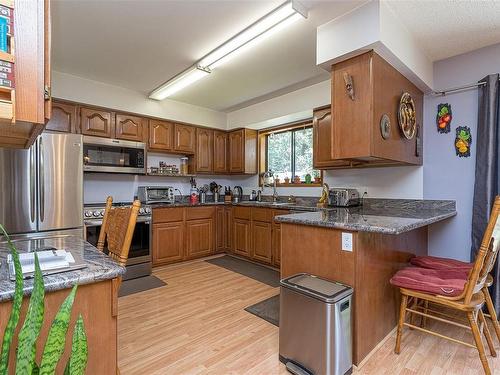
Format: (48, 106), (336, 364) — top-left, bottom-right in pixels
(96, 196), (141, 267)
(463, 195), (500, 303)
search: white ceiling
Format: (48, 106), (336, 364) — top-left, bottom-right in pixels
(52, 0), (500, 113)
(384, 0), (500, 62)
(51, 0), (365, 112)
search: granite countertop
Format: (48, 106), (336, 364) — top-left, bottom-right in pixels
(0, 235), (125, 302)
(149, 200), (318, 211)
(274, 199), (457, 235)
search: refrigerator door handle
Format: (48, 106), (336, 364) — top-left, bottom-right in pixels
(39, 136), (45, 222)
(29, 144), (36, 223)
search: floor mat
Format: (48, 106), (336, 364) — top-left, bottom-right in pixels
(118, 275), (167, 297)
(205, 255), (280, 287)
(245, 295), (280, 327)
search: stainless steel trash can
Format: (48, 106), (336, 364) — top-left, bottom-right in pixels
(279, 273), (353, 375)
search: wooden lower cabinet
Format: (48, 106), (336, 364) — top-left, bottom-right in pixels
(216, 207), (225, 252)
(152, 205), (282, 267)
(152, 222), (184, 266)
(252, 221), (272, 263)
(224, 207), (232, 251)
(233, 219), (251, 257)
(272, 224), (281, 267)
(185, 218), (214, 258)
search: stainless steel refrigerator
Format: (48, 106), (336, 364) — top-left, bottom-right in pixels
(0, 133), (83, 238)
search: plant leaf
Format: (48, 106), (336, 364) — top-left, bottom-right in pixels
(0, 224), (24, 375)
(66, 315), (88, 375)
(39, 285), (78, 375)
(32, 363), (39, 375)
(16, 253), (45, 375)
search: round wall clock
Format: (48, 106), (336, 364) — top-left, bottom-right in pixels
(380, 114), (391, 139)
(398, 92), (417, 140)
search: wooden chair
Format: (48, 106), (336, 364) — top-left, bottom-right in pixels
(96, 196), (141, 288)
(392, 196), (500, 375)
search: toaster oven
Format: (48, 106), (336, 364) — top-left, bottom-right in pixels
(138, 186), (175, 204)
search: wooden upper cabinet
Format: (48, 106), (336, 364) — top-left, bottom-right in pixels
(115, 113), (147, 142)
(229, 129), (257, 174)
(149, 119), (173, 152)
(45, 101), (77, 133)
(213, 130), (228, 173)
(331, 51), (423, 166)
(195, 128), (214, 173)
(0, 0), (51, 148)
(80, 107), (114, 138)
(173, 123), (195, 153)
(312, 105), (350, 169)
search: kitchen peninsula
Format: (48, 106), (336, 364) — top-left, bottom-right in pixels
(0, 236), (125, 374)
(275, 199), (457, 366)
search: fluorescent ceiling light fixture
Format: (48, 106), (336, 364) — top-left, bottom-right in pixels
(149, 0), (307, 100)
(149, 65), (210, 100)
(200, 0), (307, 69)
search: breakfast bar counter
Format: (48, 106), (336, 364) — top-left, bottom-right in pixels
(276, 199), (456, 366)
(0, 235), (124, 374)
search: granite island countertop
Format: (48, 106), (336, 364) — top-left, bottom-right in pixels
(274, 199), (457, 235)
(0, 235), (125, 302)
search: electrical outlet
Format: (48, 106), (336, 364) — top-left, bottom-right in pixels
(342, 232), (353, 252)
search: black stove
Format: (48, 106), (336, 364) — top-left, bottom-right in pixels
(83, 201), (152, 280)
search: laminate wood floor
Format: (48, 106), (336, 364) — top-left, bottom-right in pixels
(118, 258), (500, 374)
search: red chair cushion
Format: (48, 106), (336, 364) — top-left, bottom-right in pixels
(390, 267), (468, 297)
(410, 255), (473, 271)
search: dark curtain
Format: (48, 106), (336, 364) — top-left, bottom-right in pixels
(471, 74), (500, 313)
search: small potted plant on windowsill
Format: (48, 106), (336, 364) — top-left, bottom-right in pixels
(293, 175), (301, 184)
(313, 170), (321, 184)
(284, 176), (290, 184)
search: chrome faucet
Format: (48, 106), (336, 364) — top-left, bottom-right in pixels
(272, 178), (279, 203)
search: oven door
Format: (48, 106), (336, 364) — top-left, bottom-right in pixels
(83, 136), (146, 174)
(84, 217), (151, 264)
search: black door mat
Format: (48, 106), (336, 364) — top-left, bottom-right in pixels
(245, 294), (280, 327)
(205, 255), (280, 287)
(118, 275), (167, 297)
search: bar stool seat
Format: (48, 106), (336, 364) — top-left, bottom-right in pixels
(410, 255), (473, 271)
(391, 195), (500, 375)
(390, 267), (468, 297)
(410, 255), (499, 343)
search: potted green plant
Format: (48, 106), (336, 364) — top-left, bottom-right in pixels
(313, 170), (321, 184)
(0, 225), (88, 375)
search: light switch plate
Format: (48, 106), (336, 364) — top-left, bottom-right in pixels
(342, 232), (353, 252)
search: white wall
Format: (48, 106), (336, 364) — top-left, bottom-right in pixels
(52, 71), (227, 129)
(226, 80), (330, 129)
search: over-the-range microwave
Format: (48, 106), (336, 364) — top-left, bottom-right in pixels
(83, 135), (146, 174)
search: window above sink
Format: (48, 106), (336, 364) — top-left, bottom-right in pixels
(258, 121), (322, 187)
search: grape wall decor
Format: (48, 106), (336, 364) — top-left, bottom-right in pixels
(436, 103), (452, 134)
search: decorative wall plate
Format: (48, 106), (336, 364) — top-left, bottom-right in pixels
(398, 92), (417, 139)
(380, 114), (391, 139)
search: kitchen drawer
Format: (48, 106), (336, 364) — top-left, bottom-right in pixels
(251, 207), (272, 223)
(153, 207), (184, 223)
(233, 206), (251, 220)
(186, 206), (215, 221)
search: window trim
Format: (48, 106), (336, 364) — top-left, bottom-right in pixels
(258, 121), (322, 187)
